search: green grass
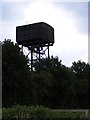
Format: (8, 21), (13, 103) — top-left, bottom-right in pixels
(2, 105), (87, 119)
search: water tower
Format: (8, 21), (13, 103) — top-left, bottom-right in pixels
(16, 22), (54, 70)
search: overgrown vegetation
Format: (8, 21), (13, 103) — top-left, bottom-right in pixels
(2, 39), (89, 109)
(2, 105), (87, 119)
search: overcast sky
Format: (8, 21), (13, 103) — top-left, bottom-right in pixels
(1, 1), (88, 66)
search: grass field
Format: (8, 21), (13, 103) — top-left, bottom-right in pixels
(2, 105), (89, 119)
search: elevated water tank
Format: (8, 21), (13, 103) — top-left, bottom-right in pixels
(16, 22), (54, 46)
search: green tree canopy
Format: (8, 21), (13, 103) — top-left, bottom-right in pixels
(2, 39), (89, 109)
(2, 39), (30, 107)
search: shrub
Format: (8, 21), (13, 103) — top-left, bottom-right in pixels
(2, 105), (86, 119)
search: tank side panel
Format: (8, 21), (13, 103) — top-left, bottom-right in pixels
(16, 22), (54, 46)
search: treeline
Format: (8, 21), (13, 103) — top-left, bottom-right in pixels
(2, 39), (89, 109)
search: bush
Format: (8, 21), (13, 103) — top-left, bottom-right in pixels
(2, 105), (87, 119)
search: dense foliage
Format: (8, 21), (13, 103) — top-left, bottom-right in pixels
(2, 105), (87, 119)
(2, 39), (89, 109)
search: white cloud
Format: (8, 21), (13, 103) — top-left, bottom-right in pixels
(1, 1), (88, 66)
(1, 0), (89, 2)
(0, 3), (2, 40)
(23, 2), (88, 66)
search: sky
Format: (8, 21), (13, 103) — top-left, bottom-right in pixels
(1, 0), (89, 67)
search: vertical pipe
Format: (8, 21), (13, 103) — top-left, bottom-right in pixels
(39, 47), (40, 61)
(31, 48), (33, 71)
(22, 45), (23, 53)
(48, 44), (49, 58)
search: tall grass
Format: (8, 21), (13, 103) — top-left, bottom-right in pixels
(2, 105), (87, 120)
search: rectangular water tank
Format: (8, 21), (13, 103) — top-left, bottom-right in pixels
(16, 22), (54, 46)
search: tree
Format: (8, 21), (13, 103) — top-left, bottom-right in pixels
(34, 56), (76, 108)
(2, 40), (89, 109)
(2, 39), (30, 107)
(30, 71), (54, 107)
(71, 60), (89, 108)
(34, 56), (62, 72)
(71, 60), (88, 79)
